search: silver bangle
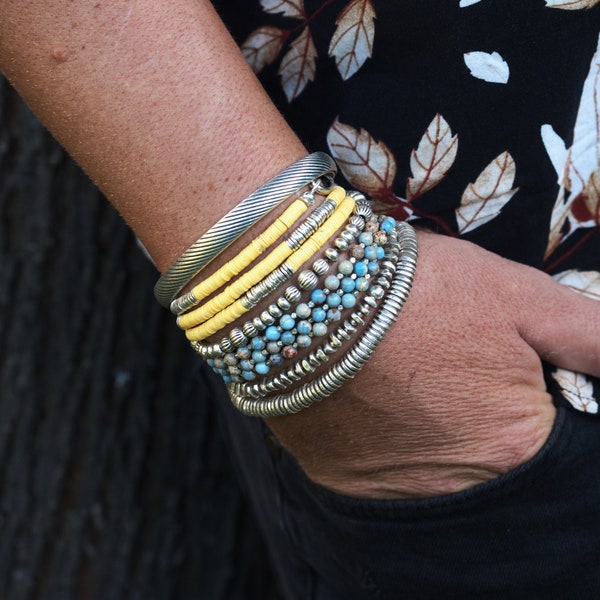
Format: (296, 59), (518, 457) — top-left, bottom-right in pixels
(228, 222), (418, 417)
(154, 152), (337, 308)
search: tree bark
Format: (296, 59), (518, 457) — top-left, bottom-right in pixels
(0, 79), (278, 600)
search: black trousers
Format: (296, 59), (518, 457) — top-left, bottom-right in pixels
(203, 366), (600, 599)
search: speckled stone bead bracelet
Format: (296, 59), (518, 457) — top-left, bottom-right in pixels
(228, 221), (418, 417)
(197, 215), (396, 384)
(229, 224), (401, 397)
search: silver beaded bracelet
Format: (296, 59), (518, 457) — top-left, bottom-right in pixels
(228, 221), (418, 417)
(154, 152), (337, 308)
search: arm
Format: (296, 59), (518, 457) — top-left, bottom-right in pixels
(2, 0), (599, 498)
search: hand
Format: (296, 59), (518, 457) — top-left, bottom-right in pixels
(265, 231), (600, 499)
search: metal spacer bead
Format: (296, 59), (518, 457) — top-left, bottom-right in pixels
(284, 286), (302, 303)
(298, 270), (319, 290)
(277, 296), (292, 311)
(312, 258), (329, 276)
(252, 316), (267, 331)
(230, 328), (248, 348)
(335, 237), (349, 251)
(260, 311), (276, 326)
(242, 321), (258, 338)
(268, 304), (283, 318)
(324, 248), (339, 262)
(369, 285), (385, 300)
(220, 337), (234, 353)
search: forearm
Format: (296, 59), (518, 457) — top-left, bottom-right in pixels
(0, 0), (306, 270)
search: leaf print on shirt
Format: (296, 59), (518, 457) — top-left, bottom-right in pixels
(552, 369), (598, 413)
(463, 51), (510, 84)
(542, 33), (600, 259)
(551, 269), (600, 413)
(545, 0), (600, 9)
(242, 0), (375, 101)
(456, 151), (518, 234)
(260, 0), (305, 18)
(326, 117), (398, 205)
(241, 26), (286, 72)
(328, 0), (376, 80)
(279, 28), (317, 101)
(406, 114), (458, 201)
(553, 269), (600, 300)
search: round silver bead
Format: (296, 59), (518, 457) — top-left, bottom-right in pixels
(298, 270), (318, 290)
(229, 328), (248, 348)
(312, 258), (329, 276)
(284, 286), (302, 303)
(242, 321), (258, 338)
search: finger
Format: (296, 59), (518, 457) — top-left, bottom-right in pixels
(514, 267), (600, 377)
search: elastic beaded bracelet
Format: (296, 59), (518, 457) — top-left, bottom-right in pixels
(223, 219), (400, 389)
(175, 186), (347, 329)
(198, 214), (397, 384)
(228, 222), (418, 417)
(154, 152), (337, 308)
(183, 194), (356, 341)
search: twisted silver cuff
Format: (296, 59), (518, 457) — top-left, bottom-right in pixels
(154, 152), (337, 307)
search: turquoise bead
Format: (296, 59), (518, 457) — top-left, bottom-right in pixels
(251, 351), (266, 363)
(239, 360), (253, 371)
(381, 218), (395, 234)
(324, 275), (340, 290)
(353, 261), (368, 276)
(376, 246), (385, 260)
(340, 277), (356, 292)
(310, 289), (327, 305)
(327, 308), (342, 322)
(265, 326), (281, 341)
(312, 322), (328, 337)
(342, 293), (356, 308)
(296, 335), (312, 348)
(267, 353), (283, 367)
(326, 292), (342, 308)
(364, 245), (378, 260)
(297, 320), (312, 334)
(359, 232), (373, 245)
(236, 346), (251, 359)
(242, 371), (256, 381)
(281, 331), (296, 345)
(338, 260), (354, 275)
(280, 314), (296, 330)
(312, 307), (327, 322)
(368, 261), (380, 275)
(266, 341), (280, 354)
(251, 338), (265, 350)
(296, 303), (311, 318)
(255, 362), (270, 375)
(355, 277), (370, 291)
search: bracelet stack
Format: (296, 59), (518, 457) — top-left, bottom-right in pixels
(157, 153), (418, 417)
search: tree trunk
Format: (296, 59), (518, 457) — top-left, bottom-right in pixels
(0, 79), (278, 600)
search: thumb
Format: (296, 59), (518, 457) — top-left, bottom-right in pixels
(514, 267), (600, 377)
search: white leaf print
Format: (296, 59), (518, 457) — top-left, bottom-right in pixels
(241, 26), (285, 74)
(545, 0), (600, 9)
(553, 269), (600, 301)
(456, 151), (518, 234)
(564, 33), (600, 198)
(260, 0), (305, 18)
(406, 114), (458, 200)
(460, 0), (483, 6)
(278, 28), (317, 102)
(541, 124), (568, 183)
(464, 51), (510, 84)
(327, 117), (396, 197)
(328, 0), (376, 81)
(552, 369), (598, 414)
(542, 34), (600, 256)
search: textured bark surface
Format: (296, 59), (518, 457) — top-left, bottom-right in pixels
(0, 80), (279, 600)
